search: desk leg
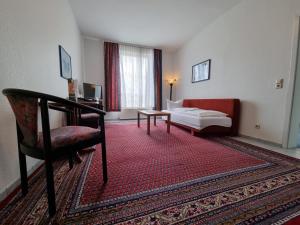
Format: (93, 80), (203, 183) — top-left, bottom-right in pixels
(137, 112), (140, 127)
(167, 115), (170, 133)
(147, 116), (150, 135)
(154, 115), (156, 126)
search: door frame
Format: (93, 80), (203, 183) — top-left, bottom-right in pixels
(283, 15), (300, 148)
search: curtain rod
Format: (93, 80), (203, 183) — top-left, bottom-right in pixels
(83, 35), (161, 50)
(105, 40), (159, 50)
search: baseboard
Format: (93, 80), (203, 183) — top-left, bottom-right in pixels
(238, 134), (282, 148)
(119, 109), (139, 120)
(0, 161), (44, 203)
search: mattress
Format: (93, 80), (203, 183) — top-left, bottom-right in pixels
(162, 110), (232, 130)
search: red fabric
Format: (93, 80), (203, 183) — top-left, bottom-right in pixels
(154, 49), (162, 110)
(183, 99), (240, 135)
(80, 122), (264, 204)
(104, 42), (121, 111)
(285, 216), (300, 225)
(7, 95), (38, 147)
(37, 126), (100, 150)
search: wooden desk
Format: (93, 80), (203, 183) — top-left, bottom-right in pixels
(137, 110), (171, 135)
(75, 98), (103, 110)
(49, 98), (103, 125)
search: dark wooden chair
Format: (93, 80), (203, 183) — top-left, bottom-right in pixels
(2, 88), (108, 217)
(79, 102), (101, 129)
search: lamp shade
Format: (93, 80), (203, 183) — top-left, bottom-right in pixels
(168, 78), (177, 85)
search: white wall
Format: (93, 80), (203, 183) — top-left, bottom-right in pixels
(174, 0), (300, 145)
(0, 0), (83, 200)
(83, 37), (105, 87)
(82, 37), (175, 117)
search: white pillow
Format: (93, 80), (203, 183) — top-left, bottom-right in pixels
(186, 109), (228, 117)
(173, 107), (198, 112)
(166, 99), (183, 110)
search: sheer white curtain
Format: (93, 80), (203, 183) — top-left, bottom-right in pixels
(119, 45), (154, 109)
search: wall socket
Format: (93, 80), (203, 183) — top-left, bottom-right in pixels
(275, 79), (284, 89)
(255, 124), (261, 129)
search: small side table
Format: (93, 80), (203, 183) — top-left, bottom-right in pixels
(137, 110), (171, 135)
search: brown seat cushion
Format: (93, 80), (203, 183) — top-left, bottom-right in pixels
(37, 126), (100, 150)
(79, 113), (100, 128)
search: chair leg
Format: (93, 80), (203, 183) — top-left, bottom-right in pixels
(68, 152), (74, 169)
(75, 152), (83, 163)
(18, 150), (28, 196)
(101, 141), (108, 183)
(45, 160), (56, 216)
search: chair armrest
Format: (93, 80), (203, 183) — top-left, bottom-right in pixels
(2, 88), (106, 115)
(47, 97), (106, 116)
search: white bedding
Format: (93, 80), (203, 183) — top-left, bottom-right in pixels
(172, 107), (228, 117)
(162, 109), (232, 130)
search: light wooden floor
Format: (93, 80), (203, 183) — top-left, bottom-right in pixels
(233, 136), (300, 160)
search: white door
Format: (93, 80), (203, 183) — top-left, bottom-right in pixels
(288, 27), (300, 148)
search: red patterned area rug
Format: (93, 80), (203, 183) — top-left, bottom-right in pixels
(0, 122), (300, 225)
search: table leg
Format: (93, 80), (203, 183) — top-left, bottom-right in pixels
(137, 112), (140, 127)
(167, 115), (170, 133)
(154, 115), (156, 126)
(147, 116), (150, 135)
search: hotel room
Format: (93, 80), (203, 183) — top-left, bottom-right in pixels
(0, 0), (300, 224)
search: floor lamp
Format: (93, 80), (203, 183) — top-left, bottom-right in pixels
(168, 78), (176, 100)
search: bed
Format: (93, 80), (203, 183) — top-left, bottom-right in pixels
(162, 99), (240, 136)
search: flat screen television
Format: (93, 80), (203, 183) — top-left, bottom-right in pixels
(83, 83), (102, 100)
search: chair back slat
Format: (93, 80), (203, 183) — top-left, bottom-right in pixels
(7, 95), (38, 147)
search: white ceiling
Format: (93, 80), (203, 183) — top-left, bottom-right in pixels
(69, 0), (242, 51)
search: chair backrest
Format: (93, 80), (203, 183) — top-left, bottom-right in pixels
(3, 88), (106, 148)
(5, 92), (38, 147)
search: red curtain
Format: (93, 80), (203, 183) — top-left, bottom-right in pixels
(104, 42), (121, 111)
(154, 49), (162, 110)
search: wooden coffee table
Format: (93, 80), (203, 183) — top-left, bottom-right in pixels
(137, 110), (171, 135)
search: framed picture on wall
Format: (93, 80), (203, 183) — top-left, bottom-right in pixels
(59, 45), (72, 79)
(192, 59), (211, 83)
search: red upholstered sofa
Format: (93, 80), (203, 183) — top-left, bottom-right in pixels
(170, 99), (240, 136)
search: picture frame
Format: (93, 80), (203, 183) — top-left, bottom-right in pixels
(192, 59), (211, 83)
(59, 45), (72, 80)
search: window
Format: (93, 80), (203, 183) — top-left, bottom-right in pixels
(119, 45), (154, 109)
